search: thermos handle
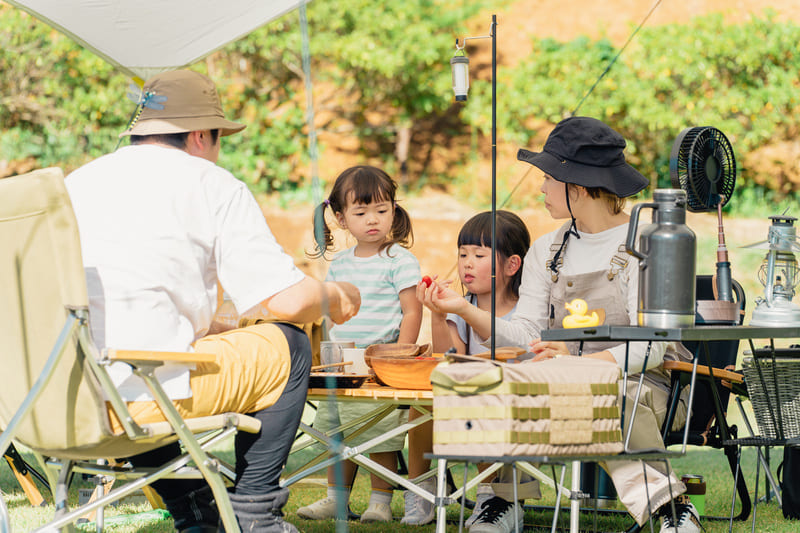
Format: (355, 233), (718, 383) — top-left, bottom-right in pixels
(625, 202), (657, 261)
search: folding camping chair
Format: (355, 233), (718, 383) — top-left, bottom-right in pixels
(0, 167), (259, 532)
(659, 274), (751, 521)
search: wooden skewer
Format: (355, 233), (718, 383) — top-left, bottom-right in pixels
(310, 361), (353, 371)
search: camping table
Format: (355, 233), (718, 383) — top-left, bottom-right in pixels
(281, 383), (436, 501)
(426, 325), (800, 533)
(542, 324), (800, 450)
(283, 382), (576, 525)
(539, 324), (800, 531)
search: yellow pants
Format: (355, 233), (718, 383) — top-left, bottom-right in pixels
(110, 323), (291, 431)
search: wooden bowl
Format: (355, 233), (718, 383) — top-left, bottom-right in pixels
(364, 343), (432, 369)
(370, 354), (441, 390)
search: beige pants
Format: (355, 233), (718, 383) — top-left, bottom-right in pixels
(492, 378), (689, 525)
(603, 378), (689, 525)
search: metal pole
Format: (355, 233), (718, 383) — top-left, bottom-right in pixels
(490, 14), (497, 359)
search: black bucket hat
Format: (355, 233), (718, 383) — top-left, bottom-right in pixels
(517, 116), (648, 198)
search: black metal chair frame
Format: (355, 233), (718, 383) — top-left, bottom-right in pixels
(660, 275), (751, 522)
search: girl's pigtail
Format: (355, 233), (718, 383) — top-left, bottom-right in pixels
(387, 203), (414, 250)
(308, 200), (334, 259)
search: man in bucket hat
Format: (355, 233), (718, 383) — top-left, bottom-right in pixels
(67, 69), (360, 532)
(419, 117), (700, 533)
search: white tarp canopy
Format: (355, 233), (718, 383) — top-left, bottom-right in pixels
(5, 0), (309, 80)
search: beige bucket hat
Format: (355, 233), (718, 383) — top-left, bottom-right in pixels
(120, 70), (245, 137)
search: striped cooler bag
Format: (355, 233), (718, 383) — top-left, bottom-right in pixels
(431, 356), (623, 457)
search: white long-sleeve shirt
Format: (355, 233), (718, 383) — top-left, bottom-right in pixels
(492, 222), (667, 374)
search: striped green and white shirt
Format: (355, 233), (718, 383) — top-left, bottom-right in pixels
(326, 244), (421, 348)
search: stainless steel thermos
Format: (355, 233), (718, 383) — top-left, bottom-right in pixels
(626, 189), (696, 328)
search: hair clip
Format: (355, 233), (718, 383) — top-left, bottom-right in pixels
(323, 199), (330, 206)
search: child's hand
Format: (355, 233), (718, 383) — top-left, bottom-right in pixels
(417, 277), (462, 315)
(528, 339), (570, 361)
(415, 275), (450, 302)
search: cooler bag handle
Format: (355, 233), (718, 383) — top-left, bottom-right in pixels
(430, 365), (503, 394)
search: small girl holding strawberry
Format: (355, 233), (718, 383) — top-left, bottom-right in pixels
(404, 210), (530, 526)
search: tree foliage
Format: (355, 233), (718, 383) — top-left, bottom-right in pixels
(0, 0), (492, 191)
(465, 12), (800, 198)
(2, 4), (800, 206)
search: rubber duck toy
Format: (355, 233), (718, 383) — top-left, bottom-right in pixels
(562, 298), (600, 328)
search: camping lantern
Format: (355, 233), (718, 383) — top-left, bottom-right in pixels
(450, 53), (469, 101)
(747, 215), (800, 326)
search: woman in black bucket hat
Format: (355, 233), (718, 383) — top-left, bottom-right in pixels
(418, 117), (700, 533)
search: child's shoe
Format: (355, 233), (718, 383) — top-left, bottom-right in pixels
(297, 496), (357, 520)
(360, 502), (393, 522)
(401, 479), (436, 525)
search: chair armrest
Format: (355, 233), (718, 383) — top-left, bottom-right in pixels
(104, 349), (216, 365)
(663, 360), (744, 384)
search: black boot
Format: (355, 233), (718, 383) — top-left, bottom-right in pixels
(228, 488), (298, 533)
(162, 486), (220, 532)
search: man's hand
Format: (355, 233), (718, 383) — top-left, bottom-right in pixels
(327, 281), (360, 324)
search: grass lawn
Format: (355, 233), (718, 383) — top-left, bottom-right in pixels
(2, 435), (796, 532)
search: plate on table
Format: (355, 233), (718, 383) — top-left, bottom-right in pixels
(308, 373), (370, 389)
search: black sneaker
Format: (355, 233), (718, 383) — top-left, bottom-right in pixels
(659, 495), (702, 533)
(468, 496), (524, 533)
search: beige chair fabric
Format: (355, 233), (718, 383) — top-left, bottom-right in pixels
(1, 167), (117, 454)
(0, 167), (259, 531)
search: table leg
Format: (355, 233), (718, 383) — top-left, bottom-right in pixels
(436, 459), (448, 533)
(551, 464), (567, 533)
(512, 463), (520, 533)
(570, 461), (580, 533)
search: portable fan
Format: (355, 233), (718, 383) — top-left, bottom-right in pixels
(670, 126), (736, 211)
(669, 126), (737, 303)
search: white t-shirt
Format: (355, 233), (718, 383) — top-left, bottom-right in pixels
(66, 144), (306, 401)
(492, 222), (666, 374)
(448, 295), (517, 355)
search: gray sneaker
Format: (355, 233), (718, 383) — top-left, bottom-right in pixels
(468, 497), (524, 533)
(401, 488), (435, 525)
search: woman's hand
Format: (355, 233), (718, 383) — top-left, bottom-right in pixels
(528, 339), (570, 362)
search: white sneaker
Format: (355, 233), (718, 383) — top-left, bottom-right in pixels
(465, 485), (495, 526)
(361, 502), (393, 523)
(658, 495), (701, 533)
(297, 496), (356, 520)
(401, 483), (435, 525)
(468, 497), (524, 533)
